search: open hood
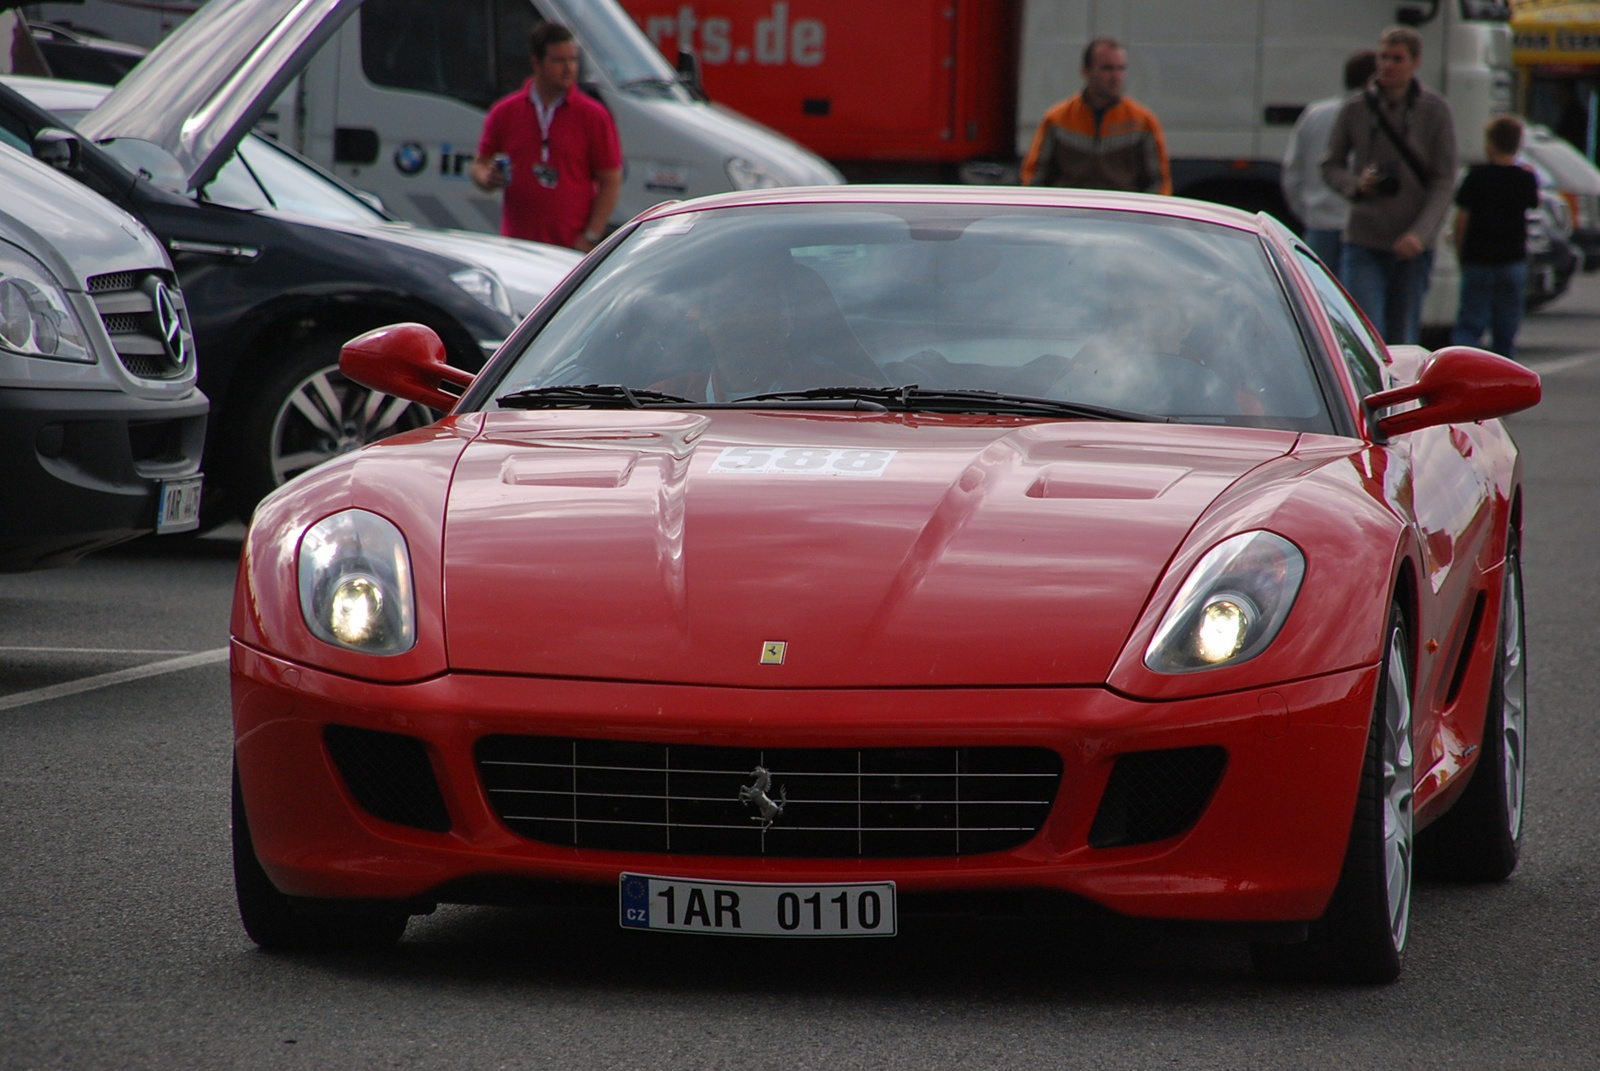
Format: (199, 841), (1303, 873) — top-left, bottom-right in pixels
(75, 0), (361, 196)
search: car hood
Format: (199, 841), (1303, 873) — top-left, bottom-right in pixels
(75, 0), (360, 195)
(668, 97), (845, 186)
(367, 224), (581, 317)
(0, 142), (169, 287)
(438, 412), (1299, 687)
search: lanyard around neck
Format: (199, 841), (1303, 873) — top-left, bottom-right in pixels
(531, 92), (563, 163)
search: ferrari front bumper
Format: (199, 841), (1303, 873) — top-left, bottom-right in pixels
(232, 641), (1377, 923)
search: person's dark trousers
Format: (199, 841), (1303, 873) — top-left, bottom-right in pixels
(1452, 260), (1528, 359)
(1340, 243), (1435, 345)
(1305, 228), (1343, 273)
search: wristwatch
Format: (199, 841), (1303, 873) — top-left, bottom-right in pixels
(582, 229), (603, 244)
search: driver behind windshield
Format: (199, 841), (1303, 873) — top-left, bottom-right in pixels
(652, 254), (880, 401)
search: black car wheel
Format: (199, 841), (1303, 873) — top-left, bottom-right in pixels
(231, 331), (434, 522)
(1254, 602), (1414, 983)
(1417, 531), (1526, 881)
(232, 757), (409, 951)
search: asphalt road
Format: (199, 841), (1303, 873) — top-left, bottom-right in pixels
(2, 278), (1598, 1070)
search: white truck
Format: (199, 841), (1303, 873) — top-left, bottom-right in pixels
(1017, 1), (1518, 332)
(24, 0), (843, 234)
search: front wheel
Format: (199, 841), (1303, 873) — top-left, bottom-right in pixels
(232, 758), (409, 952)
(1254, 603), (1414, 983)
(229, 331), (435, 522)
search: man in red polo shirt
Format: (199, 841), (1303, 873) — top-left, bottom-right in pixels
(472, 23), (622, 251)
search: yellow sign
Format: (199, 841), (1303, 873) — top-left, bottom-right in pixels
(1513, 1), (1600, 63)
(760, 641), (787, 665)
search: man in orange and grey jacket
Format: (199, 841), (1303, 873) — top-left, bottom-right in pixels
(1021, 37), (1171, 194)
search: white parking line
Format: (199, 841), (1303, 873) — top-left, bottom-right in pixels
(0, 647), (230, 712)
(1525, 352), (1600, 375)
(0, 646), (194, 655)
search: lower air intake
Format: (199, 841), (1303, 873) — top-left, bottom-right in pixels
(324, 724), (451, 833)
(1088, 746), (1227, 848)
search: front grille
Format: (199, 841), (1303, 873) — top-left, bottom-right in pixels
(86, 270), (193, 381)
(476, 736), (1062, 858)
(1088, 746), (1227, 848)
(324, 725), (452, 833)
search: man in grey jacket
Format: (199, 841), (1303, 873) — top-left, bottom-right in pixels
(1282, 50), (1377, 270)
(1321, 26), (1457, 345)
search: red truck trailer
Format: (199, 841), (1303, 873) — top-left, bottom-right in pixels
(625, 0), (1021, 180)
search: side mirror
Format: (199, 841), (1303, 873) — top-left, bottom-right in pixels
(340, 323), (475, 412)
(1364, 345), (1541, 438)
(676, 49), (708, 101)
(32, 128), (81, 173)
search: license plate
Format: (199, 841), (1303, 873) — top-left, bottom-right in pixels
(620, 873), (896, 938)
(156, 476), (202, 534)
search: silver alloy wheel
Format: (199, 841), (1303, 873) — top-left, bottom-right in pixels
(1500, 550), (1528, 842)
(1381, 622), (1415, 953)
(269, 364), (430, 487)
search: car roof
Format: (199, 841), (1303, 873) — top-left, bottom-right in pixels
(632, 184), (1269, 232)
(0, 73), (106, 115)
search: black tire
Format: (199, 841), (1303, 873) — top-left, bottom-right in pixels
(1417, 533), (1526, 881)
(1253, 603), (1414, 983)
(228, 331), (434, 523)
(232, 757), (408, 951)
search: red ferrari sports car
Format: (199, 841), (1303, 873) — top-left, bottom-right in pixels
(230, 186), (1539, 982)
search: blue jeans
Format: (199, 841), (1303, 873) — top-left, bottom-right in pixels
(1452, 261), (1527, 360)
(1304, 228), (1343, 272)
(1339, 244), (1435, 346)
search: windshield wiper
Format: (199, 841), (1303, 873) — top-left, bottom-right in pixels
(495, 383), (888, 411)
(496, 384), (693, 409)
(734, 385), (1163, 422)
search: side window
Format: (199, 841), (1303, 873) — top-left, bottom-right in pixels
(1294, 249), (1387, 400)
(361, 0), (503, 110)
(494, 0), (541, 100)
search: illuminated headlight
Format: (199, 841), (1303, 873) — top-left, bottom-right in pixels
(450, 267), (513, 317)
(0, 245), (92, 362)
(725, 156), (782, 190)
(1144, 531), (1305, 673)
(297, 510), (416, 655)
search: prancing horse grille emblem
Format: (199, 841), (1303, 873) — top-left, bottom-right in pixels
(739, 766), (787, 829)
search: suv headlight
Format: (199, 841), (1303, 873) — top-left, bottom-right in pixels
(0, 242), (92, 362)
(450, 267), (513, 317)
(1144, 531), (1305, 673)
(298, 509), (416, 655)
(725, 156), (782, 190)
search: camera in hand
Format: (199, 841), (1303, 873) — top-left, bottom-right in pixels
(1365, 164), (1401, 197)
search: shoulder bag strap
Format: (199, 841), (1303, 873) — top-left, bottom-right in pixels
(1363, 89), (1431, 186)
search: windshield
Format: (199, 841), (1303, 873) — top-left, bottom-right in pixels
(203, 133), (390, 222)
(542, 0), (688, 93)
(486, 202), (1332, 431)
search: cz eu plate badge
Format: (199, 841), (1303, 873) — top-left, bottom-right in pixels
(620, 873), (897, 938)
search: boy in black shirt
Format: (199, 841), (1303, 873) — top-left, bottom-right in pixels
(1450, 116), (1541, 358)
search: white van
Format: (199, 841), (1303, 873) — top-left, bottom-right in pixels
(0, 136), (207, 569)
(29, 0), (843, 235)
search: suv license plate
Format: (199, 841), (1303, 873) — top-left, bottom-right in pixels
(620, 873), (896, 938)
(157, 476), (202, 534)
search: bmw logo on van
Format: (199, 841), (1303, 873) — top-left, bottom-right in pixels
(394, 142), (428, 175)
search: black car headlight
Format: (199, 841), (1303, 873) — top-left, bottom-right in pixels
(297, 509), (416, 655)
(1144, 531), (1305, 673)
